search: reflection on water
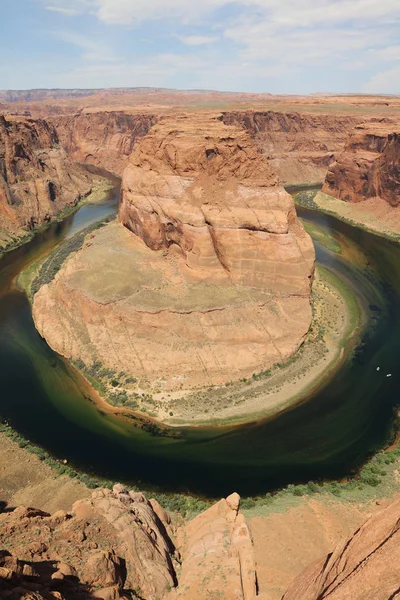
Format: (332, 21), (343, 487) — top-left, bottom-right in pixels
(0, 183), (399, 497)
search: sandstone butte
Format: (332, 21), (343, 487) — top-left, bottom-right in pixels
(0, 115), (95, 247)
(323, 124), (400, 205)
(32, 113), (315, 391)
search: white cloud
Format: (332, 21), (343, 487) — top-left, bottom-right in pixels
(52, 30), (120, 62)
(363, 67), (400, 93)
(45, 6), (81, 15)
(44, 0), (400, 26)
(176, 35), (217, 46)
(37, 0), (400, 93)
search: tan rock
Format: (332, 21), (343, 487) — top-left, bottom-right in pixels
(85, 550), (125, 588)
(168, 493), (257, 600)
(283, 496), (400, 600)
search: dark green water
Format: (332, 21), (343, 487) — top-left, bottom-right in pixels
(0, 181), (399, 498)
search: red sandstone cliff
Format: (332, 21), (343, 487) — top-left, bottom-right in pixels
(322, 125), (400, 206)
(222, 110), (364, 185)
(51, 111), (157, 175)
(0, 115), (95, 247)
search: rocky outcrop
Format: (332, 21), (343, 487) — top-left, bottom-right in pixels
(222, 110), (363, 185)
(322, 125), (400, 206)
(33, 112), (314, 390)
(0, 115), (95, 246)
(283, 496), (400, 600)
(51, 111), (157, 175)
(0, 486), (256, 600)
(167, 492), (256, 600)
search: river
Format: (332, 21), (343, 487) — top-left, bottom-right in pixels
(0, 178), (399, 498)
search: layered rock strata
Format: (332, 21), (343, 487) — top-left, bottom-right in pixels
(33, 113), (314, 390)
(222, 110), (364, 185)
(0, 115), (94, 245)
(283, 496), (400, 600)
(51, 111), (157, 175)
(322, 125), (400, 205)
(0, 485), (256, 600)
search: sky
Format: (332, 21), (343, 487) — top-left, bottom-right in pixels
(0, 0), (399, 94)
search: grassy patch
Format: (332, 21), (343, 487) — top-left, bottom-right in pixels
(301, 219), (342, 254)
(26, 216), (114, 299)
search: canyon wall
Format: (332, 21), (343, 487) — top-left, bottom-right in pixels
(51, 111), (157, 175)
(0, 115), (95, 246)
(222, 110), (364, 185)
(322, 125), (400, 205)
(32, 113), (315, 390)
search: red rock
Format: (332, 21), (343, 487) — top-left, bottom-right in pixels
(283, 496), (400, 600)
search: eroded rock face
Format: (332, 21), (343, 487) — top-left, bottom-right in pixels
(167, 492), (256, 600)
(322, 126), (400, 205)
(0, 115), (94, 244)
(120, 113), (314, 292)
(282, 496), (400, 600)
(33, 113), (314, 390)
(222, 110), (363, 185)
(0, 487), (256, 600)
(51, 111), (157, 175)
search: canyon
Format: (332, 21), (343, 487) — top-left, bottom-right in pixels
(0, 115), (98, 250)
(2, 89), (400, 600)
(312, 124), (400, 239)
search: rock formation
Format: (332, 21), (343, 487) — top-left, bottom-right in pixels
(32, 113), (315, 390)
(322, 125), (400, 205)
(167, 492), (256, 600)
(0, 115), (95, 247)
(222, 110), (363, 185)
(0, 485), (257, 600)
(282, 496), (400, 600)
(51, 111), (157, 175)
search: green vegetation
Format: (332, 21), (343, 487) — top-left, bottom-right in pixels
(294, 189), (320, 210)
(72, 358), (141, 410)
(25, 215), (114, 299)
(300, 219), (342, 254)
(317, 265), (362, 347)
(0, 420), (209, 517)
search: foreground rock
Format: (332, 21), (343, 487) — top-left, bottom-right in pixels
(0, 115), (95, 249)
(0, 485), (256, 600)
(282, 496), (400, 600)
(33, 112), (314, 391)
